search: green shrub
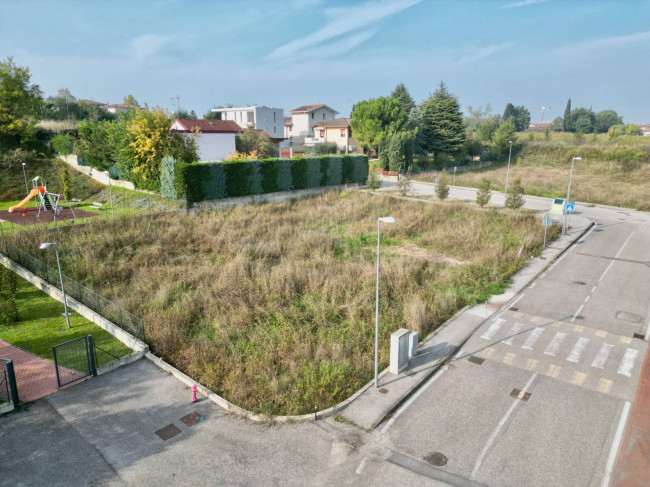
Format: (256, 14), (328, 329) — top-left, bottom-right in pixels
(223, 160), (253, 197)
(505, 178), (525, 209)
(353, 155), (369, 183)
(260, 158), (280, 193)
(305, 157), (321, 188)
(160, 155), (178, 199)
(326, 155), (342, 185)
(366, 168), (382, 190)
(204, 163), (226, 200)
(341, 155), (354, 183)
(291, 157), (308, 189)
(319, 155), (330, 186)
(51, 133), (76, 155)
(476, 178), (492, 207)
(276, 158), (292, 191)
(248, 159), (263, 195)
(314, 141), (338, 155)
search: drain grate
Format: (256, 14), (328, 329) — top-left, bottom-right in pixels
(468, 356), (485, 365)
(155, 424), (181, 441)
(510, 306), (519, 311)
(180, 412), (204, 427)
(633, 333), (645, 340)
(379, 388), (389, 394)
(510, 388), (531, 401)
(423, 452), (448, 467)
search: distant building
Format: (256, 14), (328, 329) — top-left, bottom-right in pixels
(284, 104), (338, 146)
(77, 99), (108, 108)
(170, 119), (241, 161)
(640, 124), (650, 136)
(529, 122), (552, 129)
(210, 106), (284, 138)
(308, 118), (361, 154)
(104, 104), (142, 114)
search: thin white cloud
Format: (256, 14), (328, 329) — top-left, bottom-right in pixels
(561, 30), (650, 54)
(289, 28), (380, 62)
(500, 0), (550, 9)
(454, 42), (513, 65)
(131, 34), (171, 66)
(266, 0), (422, 61)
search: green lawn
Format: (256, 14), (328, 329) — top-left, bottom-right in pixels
(0, 275), (132, 366)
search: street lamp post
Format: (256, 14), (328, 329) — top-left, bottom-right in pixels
(40, 242), (70, 329)
(505, 140), (513, 194)
(21, 162), (28, 194)
(106, 171), (115, 219)
(563, 156), (582, 235)
(375, 216), (396, 388)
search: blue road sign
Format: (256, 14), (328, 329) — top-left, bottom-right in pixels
(565, 203), (575, 213)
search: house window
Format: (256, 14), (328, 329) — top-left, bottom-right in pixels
(341, 129), (346, 137)
(273, 112), (276, 122)
(323, 113), (325, 120)
(311, 112), (314, 119)
(320, 130), (325, 138)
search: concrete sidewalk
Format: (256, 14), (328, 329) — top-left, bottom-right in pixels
(340, 213), (593, 431)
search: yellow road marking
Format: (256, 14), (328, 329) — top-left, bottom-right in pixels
(571, 372), (587, 386)
(573, 325), (584, 333)
(503, 353), (516, 365)
(531, 316), (543, 323)
(620, 336), (632, 344)
(525, 359), (538, 371)
(595, 330), (607, 338)
(482, 347), (495, 358)
(552, 321), (563, 328)
(597, 378), (613, 394)
(546, 364), (562, 378)
(513, 312), (523, 318)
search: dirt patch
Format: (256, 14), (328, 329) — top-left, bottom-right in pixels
(0, 207), (99, 226)
(391, 242), (467, 265)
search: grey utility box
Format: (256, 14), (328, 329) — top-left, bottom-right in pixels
(389, 328), (410, 374)
(408, 332), (419, 358)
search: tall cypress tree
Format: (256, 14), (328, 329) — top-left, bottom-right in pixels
(419, 81), (466, 159)
(390, 83), (415, 118)
(563, 98), (572, 132)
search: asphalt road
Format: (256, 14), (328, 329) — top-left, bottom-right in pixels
(2, 184), (649, 486)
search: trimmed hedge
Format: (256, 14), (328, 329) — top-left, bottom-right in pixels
(164, 155), (368, 205)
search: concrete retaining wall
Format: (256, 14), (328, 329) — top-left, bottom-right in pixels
(58, 154), (136, 191)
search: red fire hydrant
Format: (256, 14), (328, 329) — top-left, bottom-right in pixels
(191, 384), (197, 402)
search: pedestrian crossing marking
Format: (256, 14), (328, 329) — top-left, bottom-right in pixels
(597, 378), (613, 394)
(595, 330), (607, 338)
(591, 343), (614, 369)
(544, 332), (568, 357)
(503, 322), (525, 346)
(571, 372), (587, 386)
(481, 318), (505, 340)
(482, 347), (495, 358)
(503, 353), (516, 365)
(573, 325), (584, 333)
(552, 321), (563, 328)
(619, 336), (632, 344)
(618, 348), (639, 377)
(531, 316), (544, 323)
(546, 364), (562, 378)
(567, 337), (591, 363)
(522, 327), (545, 350)
(525, 359), (538, 371)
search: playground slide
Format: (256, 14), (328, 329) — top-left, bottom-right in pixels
(8, 187), (42, 213)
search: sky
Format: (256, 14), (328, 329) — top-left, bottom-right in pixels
(1, 0), (649, 123)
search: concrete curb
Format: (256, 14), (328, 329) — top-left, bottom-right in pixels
(0, 401), (15, 415)
(97, 350), (148, 376)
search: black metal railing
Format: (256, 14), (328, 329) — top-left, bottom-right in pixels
(0, 358), (19, 405)
(0, 237), (145, 342)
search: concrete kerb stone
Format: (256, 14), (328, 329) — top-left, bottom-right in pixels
(0, 401), (15, 415)
(0, 255), (148, 355)
(97, 350), (147, 376)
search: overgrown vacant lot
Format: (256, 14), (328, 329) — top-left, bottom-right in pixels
(7, 191), (555, 414)
(417, 142), (650, 211)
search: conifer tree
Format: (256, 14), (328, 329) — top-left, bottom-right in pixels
(419, 82), (466, 160)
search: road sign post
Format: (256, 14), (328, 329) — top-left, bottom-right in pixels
(453, 166), (457, 185)
(542, 214), (553, 247)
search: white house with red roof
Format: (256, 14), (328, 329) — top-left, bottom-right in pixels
(210, 106), (284, 138)
(170, 119), (241, 161)
(284, 104), (338, 146)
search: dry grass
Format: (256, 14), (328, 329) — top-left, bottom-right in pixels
(417, 142), (650, 210)
(7, 191), (556, 414)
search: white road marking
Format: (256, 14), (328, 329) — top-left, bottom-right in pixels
(555, 253), (568, 264)
(540, 273), (546, 279)
(571, 304), (584, 323)
(470, 373), (538, 479)
(645, 317), (650, 342)
(599, 232), (633, 282)
(567, 337), (591, 363)
(584, 295), (590, 303)
(380, 366), (447, 434)
(355, 457), (367, 475)
(601, 401), (631, 487)
(481, 318), (505, 340)
(591, 343), (614, 369)
(544, 332), (568, 357)
(578, 222), (598, 244)
(617, 348), (639, 377)
(591, 286), (597, 293)
(529, 282), (536, 289)
(522, 328), (545, 351)
(503, 322), (525, 345)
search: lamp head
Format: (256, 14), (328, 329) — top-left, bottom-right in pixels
(573, 157), (582, 161)
(378, 216), (396, 224)
(39, 242), (55, 250)
(509, 140), (512, 144)
(22, 162), (26, 166)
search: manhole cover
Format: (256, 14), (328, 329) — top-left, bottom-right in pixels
(616, 311), (643, 323)
(424, 452), (448, 466)
(468, 356), (485, 365)
(155, 424), (181, 441)
(510, 388), (531, 401)
(180, 412), (204, 427)
(379, 388), (389, 394)
(573, 281), (587, 285)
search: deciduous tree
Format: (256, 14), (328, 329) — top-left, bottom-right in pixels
(350, 97), (407, 155)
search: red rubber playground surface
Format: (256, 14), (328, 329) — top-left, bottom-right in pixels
(0, 207), (99, 226)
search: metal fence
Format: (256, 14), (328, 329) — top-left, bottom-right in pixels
(0, 358), (19, 405)
(0, 237), (145, 342)
(53, 336), (97, 388)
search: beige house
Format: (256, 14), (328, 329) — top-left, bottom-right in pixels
(309, 118), (362, 154)
(284, 104), (338, 146)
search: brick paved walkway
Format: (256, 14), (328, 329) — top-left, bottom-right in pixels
(614, 344), (650, 486)
(0, 339), (58, 402)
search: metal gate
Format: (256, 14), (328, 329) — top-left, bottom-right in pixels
(53, 335), (97, 388)
(0, 358), (19, 405)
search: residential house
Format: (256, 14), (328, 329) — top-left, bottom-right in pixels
(77, 99), (107, 108)
(210, 106), (284, 139)
(640, 124), (650, 136)
(309, 118), (361, 154)
(170, 119), (241, 161)
(284, 104), (338, 146)
(104, 104), (142, 114)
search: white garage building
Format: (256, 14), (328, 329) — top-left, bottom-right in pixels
(170, 119), (241, 161)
